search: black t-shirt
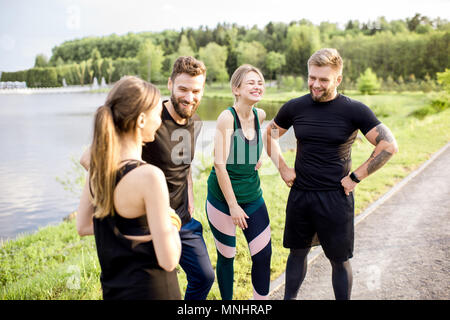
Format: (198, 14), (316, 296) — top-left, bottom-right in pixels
(274, 94), (381, 190)
(142, 101), (202, 225)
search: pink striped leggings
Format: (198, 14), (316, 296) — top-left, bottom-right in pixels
(205, 193), (272, 300)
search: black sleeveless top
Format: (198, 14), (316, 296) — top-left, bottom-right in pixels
(113, 161), (150, 236)
(142, 102), (202, 226)
(92, 160), (181, 300)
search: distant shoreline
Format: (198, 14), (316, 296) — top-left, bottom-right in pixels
(0, 86), (111, 95)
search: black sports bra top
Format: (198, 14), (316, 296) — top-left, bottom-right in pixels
(114, 160), (150, 236)
(90, 159), (151, 236)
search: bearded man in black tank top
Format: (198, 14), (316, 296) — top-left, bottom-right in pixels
(141, 57), (214, 300)
(265, 49), (398, 300)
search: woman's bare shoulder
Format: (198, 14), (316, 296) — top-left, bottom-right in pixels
(121, 163), (166, 189)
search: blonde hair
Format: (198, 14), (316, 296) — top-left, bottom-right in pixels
(230, 64), (265, 102)
(308, 48), (343, 75)
(89, 76), (160, 219)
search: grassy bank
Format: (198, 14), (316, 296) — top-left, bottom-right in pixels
(1, 91), (449, 299)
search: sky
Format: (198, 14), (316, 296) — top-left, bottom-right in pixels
(0, 0), (449, 72)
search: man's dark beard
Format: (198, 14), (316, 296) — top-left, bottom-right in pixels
(310, 86), (335, 102)
(170, 95), (199, 119)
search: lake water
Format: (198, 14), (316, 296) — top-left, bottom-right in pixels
(0, 92), (295, 242)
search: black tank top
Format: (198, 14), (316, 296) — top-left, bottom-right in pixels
(113, 161), (150, 236)
(141, 102), (202, 226)
(92, 160), (181, 300)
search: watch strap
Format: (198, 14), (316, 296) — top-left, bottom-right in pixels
(350, 172), (361, 183)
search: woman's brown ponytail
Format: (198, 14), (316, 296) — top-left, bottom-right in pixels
(90, 105), (119, 218)
(88, 76), (160, 219)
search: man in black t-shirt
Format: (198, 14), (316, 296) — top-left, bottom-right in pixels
(264, 48), (398, 300)
(142, 56), (214, 300)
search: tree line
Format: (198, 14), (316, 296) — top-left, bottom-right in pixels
(1, 13), (449, 88)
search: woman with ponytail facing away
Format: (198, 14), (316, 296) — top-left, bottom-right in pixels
(77, 76), (182, 300)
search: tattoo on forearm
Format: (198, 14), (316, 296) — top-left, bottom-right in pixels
(375, 124), (394, 144)
(367, 149), (393, 175)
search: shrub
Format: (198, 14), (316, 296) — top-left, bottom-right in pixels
(357, 68), (381, 95)
(279, 75), (304, 91)
(436, 68), (450, 93)
(410, 92), (449, 119)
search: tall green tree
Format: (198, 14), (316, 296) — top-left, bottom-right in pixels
(90, 48), (103, 82)
(111, 58), (139, 82)
(34, 54), (48, 68)
(198, 42), (228, 84)
(263, 22), (288, 53)
(236, 41), (267, 71)
(75, 61), (86, 85)
(163, 35), (196, 77)
(177, 35), (195, 57)
(137, 40), (165, 83)
(224, 27), (239, 76)
(101, 58), (115, 84)
(265, 51), (286, 80)
(285, 24), (321, 76)
(85, 60), (94, 85)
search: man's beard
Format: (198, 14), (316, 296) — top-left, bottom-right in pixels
(170, 94), (199, 119)
(310, 86), (335, 102)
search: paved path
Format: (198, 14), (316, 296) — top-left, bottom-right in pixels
(270, 143), (450, 300)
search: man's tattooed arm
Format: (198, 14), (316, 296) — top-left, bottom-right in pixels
(367, 149), (393, 174)
(344, 123), (398, 189)
(365, 124), (397, 175)
(375, 123), (395, 144)
(364, 123), (398, 176)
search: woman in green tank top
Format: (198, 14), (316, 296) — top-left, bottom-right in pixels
(205, 65), (272, 300)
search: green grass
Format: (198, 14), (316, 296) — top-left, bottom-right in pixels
(1, 90), (449, 300)
(0, 221), (101, 299)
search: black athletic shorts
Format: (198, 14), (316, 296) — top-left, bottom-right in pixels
(283, 188), (354, 262)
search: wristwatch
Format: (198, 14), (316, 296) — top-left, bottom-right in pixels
(350, 172), (361, 183)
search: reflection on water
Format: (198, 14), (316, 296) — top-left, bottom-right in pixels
(0, 93), (295, 242)
(0, 93), (105, 242)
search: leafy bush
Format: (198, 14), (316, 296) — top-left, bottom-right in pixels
(357, 68), (381, 95)
(436, 68), (450, 93)
(279, 75), (304, 91)
(430, 93), (450, 112)
(410, 92), (449, 118)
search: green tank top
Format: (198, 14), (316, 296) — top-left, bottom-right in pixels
(207, 107), (263, 204)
